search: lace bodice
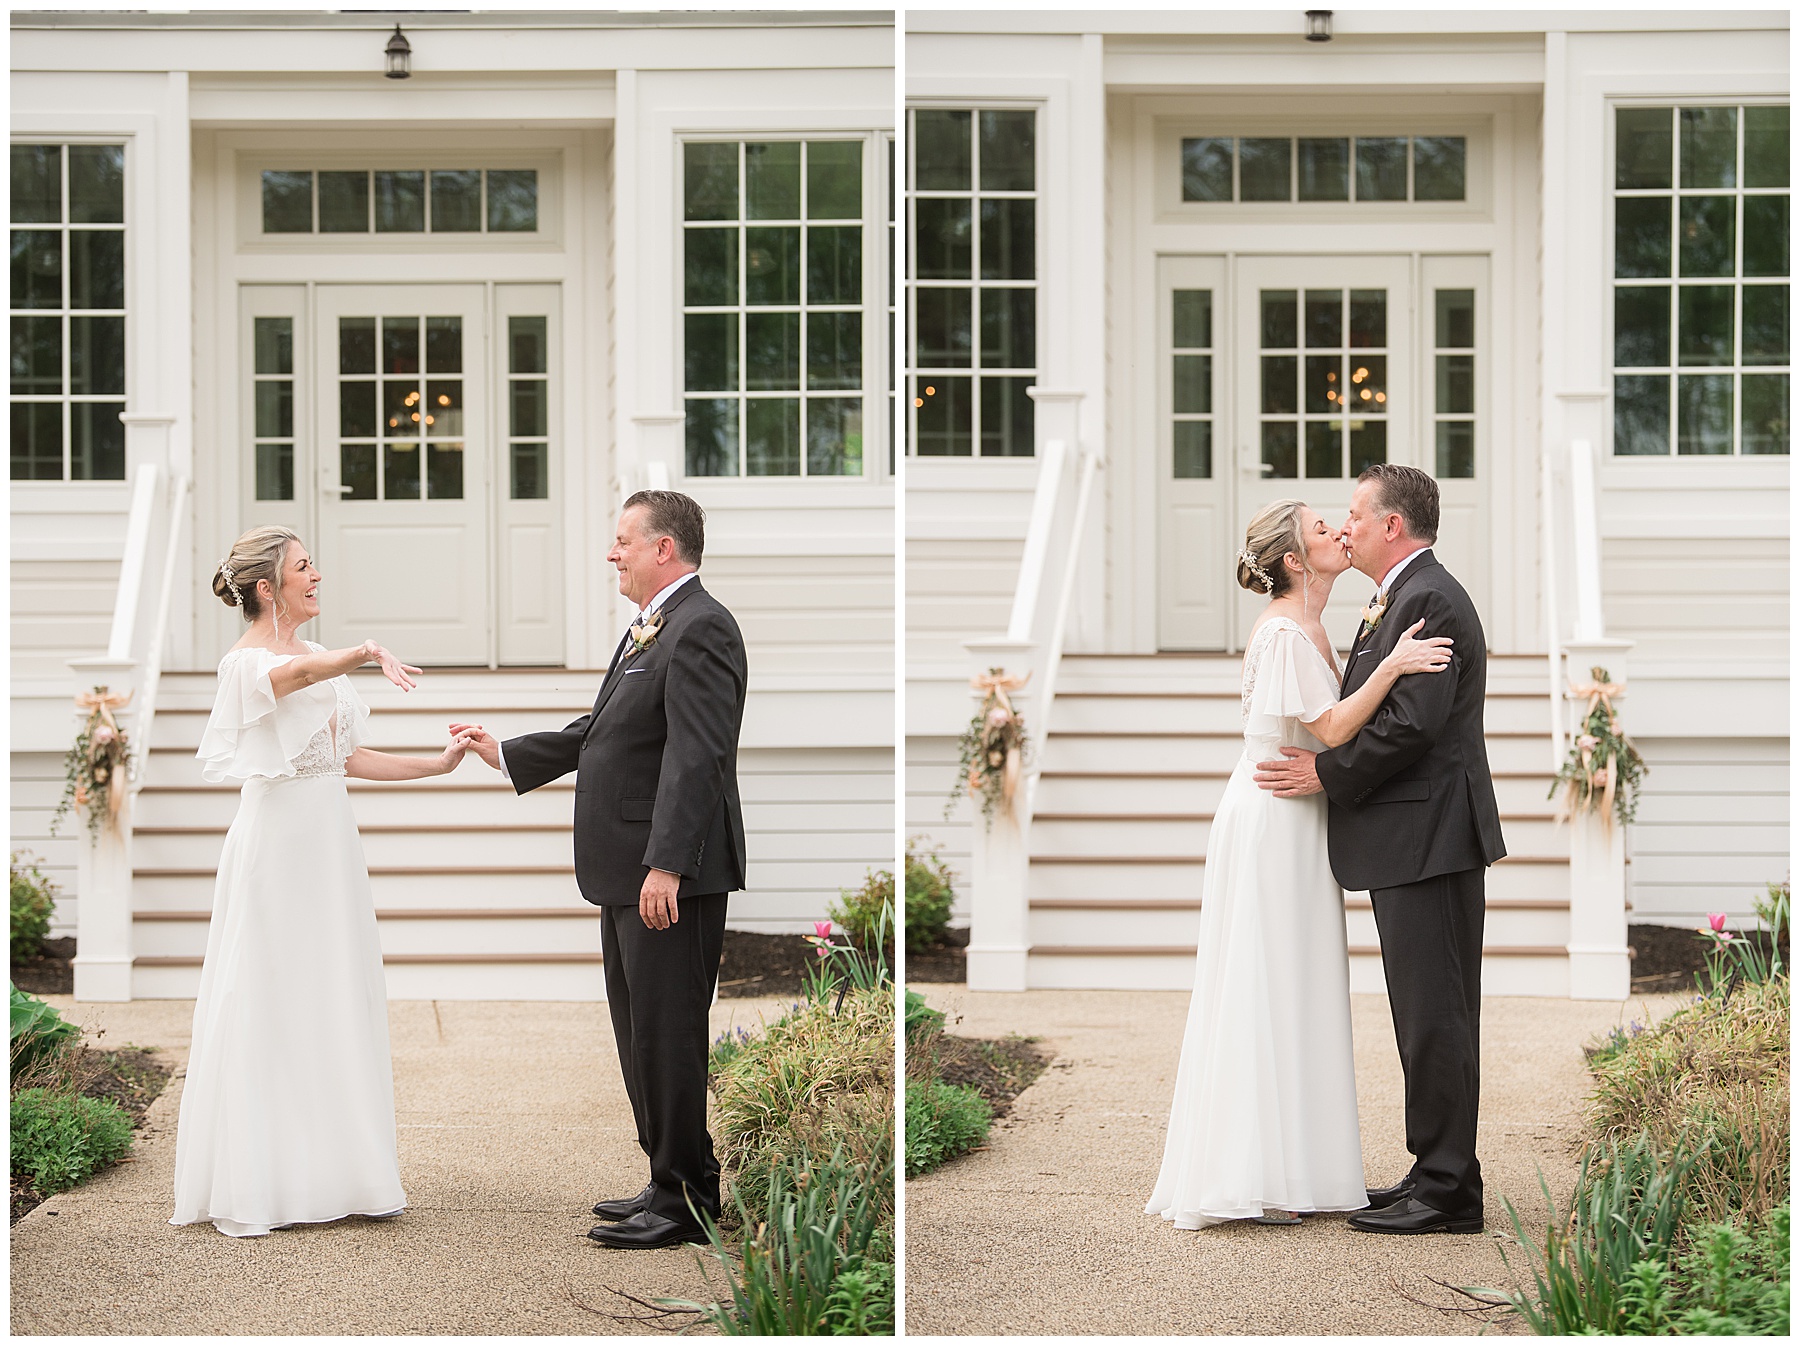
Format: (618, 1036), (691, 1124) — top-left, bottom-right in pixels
(1239, 617), (1342, 750)
(200, 641), (367, 784)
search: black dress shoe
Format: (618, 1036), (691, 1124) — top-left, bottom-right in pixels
(591, 1183), (655, 1222)
(586, 1210), (709, 1250)
(1348, 1197), (1483, 1235)
(1364, 1178), (1416, 1210)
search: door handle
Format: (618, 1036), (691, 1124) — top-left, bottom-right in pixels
(325, 484), (356, 496)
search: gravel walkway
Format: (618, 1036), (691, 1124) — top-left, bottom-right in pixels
(905, 986), (1688, 1336)
(10, 994), (799, 1335)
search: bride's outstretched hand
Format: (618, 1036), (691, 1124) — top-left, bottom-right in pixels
(433, 729), (476, 775)
(1382, 619), (1453, 677)
(362, 641), (423, 692)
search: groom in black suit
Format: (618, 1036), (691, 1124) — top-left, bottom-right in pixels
(457, 490), (747, 1249)
(1255, 464), (1505, 1234)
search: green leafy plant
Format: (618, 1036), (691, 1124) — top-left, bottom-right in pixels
(1549, 666), (1647, 827)
(827, 869), (896, 972)
(904, 1078), (991, 1178)
(10, 1087), (134, 1195)
(10, 852), (56, 962)
(804, 900), (893, 1005)
(10, 982), (80, 1077)
(710, 1025), (757, 1075)
(1697, 880), (1789, 996)
(904, 989), (945, 1044)
(948, 669), (1029, 825)
(904, 839), (955, 953)
(674, 1145), (895, 1335)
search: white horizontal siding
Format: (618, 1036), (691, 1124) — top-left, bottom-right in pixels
(10, 557), (118, 682)
(10, 752), (81, 938)
(1628, 737), (1789, 927)
(906, 536), (1022, 672)
(905, 734), (974, 928)
(1603, 537), (1788, 666)
(699, 552), (892, 679)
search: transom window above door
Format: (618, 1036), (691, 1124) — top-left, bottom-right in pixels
(1181, 136), (1465, 203)
(260, 169), (537, 234)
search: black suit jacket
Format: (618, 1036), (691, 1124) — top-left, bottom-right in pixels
(1315, 550), (1506, 892)
(501, 578), (748, 906)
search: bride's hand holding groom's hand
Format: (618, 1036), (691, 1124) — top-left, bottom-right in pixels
(447, 723), (502, 772)
(430, 729), (477, 776)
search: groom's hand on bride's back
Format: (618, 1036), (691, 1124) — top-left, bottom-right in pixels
(447, 722), (502, 771)
(1255, 747), (1322, 797)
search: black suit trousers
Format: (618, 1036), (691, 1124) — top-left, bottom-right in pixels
(1370, 868), (1485, 1218)
(599, 893), (728, 1225)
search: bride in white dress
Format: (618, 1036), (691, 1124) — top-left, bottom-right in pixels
(171, 526), (476, 1238)
(1145, 500), (1452, 1229)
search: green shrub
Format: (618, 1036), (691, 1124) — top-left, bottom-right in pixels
(678, 1145), (895, 1336)
(1584, 975), (1788, 1226)
(11, 1087), (133, 1195)
(10, 983), (80, 1077)
(904, 989), (945, 1045)
(904, 840), (955, 953)
(904, 1079), (991, 1178)
(711, 985), (894, 1220)
(10, 852), (56, 963)
(710, 1025), (757, 1075)
(828, 870), (896, 973)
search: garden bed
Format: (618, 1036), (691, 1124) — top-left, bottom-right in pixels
(903, 926), (968, 983)
(716, 931), (828, 999)
(11, 936), (75, 996)
(932, 1033), (1050, 1119)
(1629, 921), (1789, 994)
(10, 1043), (171, 1224)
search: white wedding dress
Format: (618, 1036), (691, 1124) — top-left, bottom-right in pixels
(1145, 617), (1368, 1228)
(170, 643), (406, 1237)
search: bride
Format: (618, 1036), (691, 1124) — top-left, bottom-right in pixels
(1145, 500), (1452, 1229)
(171, 525), (476, 1238)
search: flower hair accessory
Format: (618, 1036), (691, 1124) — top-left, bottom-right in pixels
(1237, 547), (1275, 594)
(219, 557), (244, 609)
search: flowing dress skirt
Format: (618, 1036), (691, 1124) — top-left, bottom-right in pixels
(1144, 752), (1368, 1228)
(170, 773), (405, 1237)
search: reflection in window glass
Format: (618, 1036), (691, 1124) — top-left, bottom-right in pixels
(1612, 103), (1789, 455)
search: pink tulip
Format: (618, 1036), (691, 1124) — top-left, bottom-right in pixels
(814, 920), (833, 940)
(1708, 912), (1728, 933)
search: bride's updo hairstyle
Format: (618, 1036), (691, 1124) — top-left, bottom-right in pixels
(1236, 499), (1307, 598)
(212, 526), (302, 621)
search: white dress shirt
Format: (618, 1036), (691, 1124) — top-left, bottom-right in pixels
(494, 570), (700, 781)
(1376, 545), (1431, 596)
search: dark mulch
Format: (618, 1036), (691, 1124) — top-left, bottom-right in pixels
(932, 1033), (1051, 1119)
(10, 1043), (173, 1224)
(11, 937), (76, 995)
(1629, 921), (1789, 994)
(904, 927), (969, 983)
(717, 931), (821, 999)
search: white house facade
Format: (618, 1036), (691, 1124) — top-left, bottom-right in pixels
(11, 9), (895, 1000)
(904, 10), (1789, 996)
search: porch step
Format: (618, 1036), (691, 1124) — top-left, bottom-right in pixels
(1023, 653), (1573, 993)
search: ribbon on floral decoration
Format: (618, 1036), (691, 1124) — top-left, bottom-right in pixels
(1550, 665), (1645, 833)
(1568, 673), (1626, 730)
(74, 686), (132, 823)
(970, 669), (1029, 807)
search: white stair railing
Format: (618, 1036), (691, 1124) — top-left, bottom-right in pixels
(964, 389), (1095, 990)
(68, 461), (190, 1001)
(1541, 437), (1633, 1000)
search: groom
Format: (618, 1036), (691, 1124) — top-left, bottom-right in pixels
(1255, 463), (1505, 1235)
(457, 489), (747, 1250)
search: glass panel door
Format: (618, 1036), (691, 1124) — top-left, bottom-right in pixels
(314, 285), (489, 664)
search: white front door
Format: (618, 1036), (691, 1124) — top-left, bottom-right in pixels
(1157, 254), (1486, 651)
(314, 285), (490, 664)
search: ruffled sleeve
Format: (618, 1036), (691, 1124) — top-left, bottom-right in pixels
(325, 642), (374, 756)
(1245, 623), (1341, 738)
(197, 647), (337, 783)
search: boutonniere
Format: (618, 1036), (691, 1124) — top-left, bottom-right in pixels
(629, 609), (664, 653)
(1358, 592), (1389, 637)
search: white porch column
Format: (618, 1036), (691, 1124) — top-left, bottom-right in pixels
(1562, 636), (1635, 1000)
(66, 656), (139, 1002)
(961, 636), (1037, 991)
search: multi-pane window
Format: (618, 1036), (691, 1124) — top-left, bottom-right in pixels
(908, 108), (1037, 457)
(682, 140), (865, 477)
(508, 316), (550, 499)
(1171, 291), (1214, 478)
(1433, 290), (1476, 478)
(337, 316), (465, 500)
(1258, 289), (1389, 479)
(1613, 105), (1789, 456)
(261, 169), (537, 234)
(1182, 136), (1465, 203)
(252, 318), (294, 500)
(10, 143), (126, 481)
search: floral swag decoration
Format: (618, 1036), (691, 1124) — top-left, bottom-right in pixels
(52, 686), (133, 840)
(1549, 666), (1646, 830)
(950, 668), (1030, 824)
